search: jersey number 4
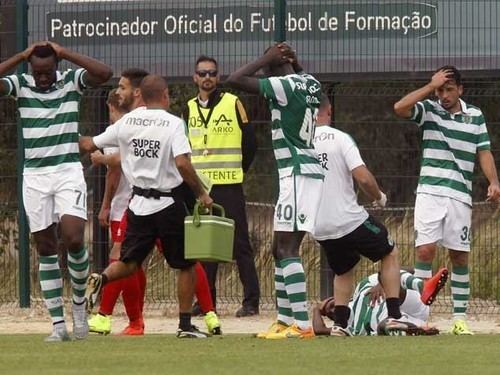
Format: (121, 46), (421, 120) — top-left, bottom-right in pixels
(299, 108), (317, 147)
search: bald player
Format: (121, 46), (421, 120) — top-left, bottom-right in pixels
(80, 75), (213, 338)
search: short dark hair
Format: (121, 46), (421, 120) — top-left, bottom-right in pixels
(29, 45), (57, 62)
(121, 68), (149, 88)
(106, 88), (126, 112)
(140, 74), (168, 103)
(436, 65), (462, 86)
(195, 55), (217, 69)
(319, 93), (330, 110)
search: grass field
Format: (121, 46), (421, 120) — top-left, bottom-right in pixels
(1, 334), (500, 374)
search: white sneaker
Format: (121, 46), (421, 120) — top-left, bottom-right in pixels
(330, 325), (352, 337)
(176, 325), (209, 338)
(72, 302), (89, 340)
(377, 316), (423, 336)
(45, 325), (71, 342)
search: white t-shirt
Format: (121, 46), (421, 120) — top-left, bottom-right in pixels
(103, 146), (132, 221)
(312, 126), (369, 240)
(93, 107), (191, 216)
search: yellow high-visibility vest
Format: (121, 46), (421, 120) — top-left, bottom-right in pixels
(187, 92), (243, 184)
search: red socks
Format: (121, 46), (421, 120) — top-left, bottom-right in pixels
(195, 262), (214, 313)
(98, 259), (145, 323)
(136, 266), (147, 313)
(122, 266), (144, 322)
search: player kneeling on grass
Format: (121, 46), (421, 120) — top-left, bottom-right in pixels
(312, 268), (448, 336)
(80, 75), (213, 338)
(312, 94), (425, 336)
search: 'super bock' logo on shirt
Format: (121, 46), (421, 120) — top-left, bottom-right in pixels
(132, 138), (161, 158)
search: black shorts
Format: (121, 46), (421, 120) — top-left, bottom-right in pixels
(319, 215), (395, 276)
(120, 201), (194, 270)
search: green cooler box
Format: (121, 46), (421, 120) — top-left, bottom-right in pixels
(184, 203), (235, 262)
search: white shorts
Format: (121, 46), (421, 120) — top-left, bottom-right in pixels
(414, 193), (472, 251)
(23, 168), (87, 233)
(273, 175), (322, 233)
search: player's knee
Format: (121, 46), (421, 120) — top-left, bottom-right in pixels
(64, 235), (84, 252)
(388, 245), (399, 258)
(37, 245), (58, 257)
(449, 250), (468, 267)
(124, 260), (139, 274)
(277, 247), (299, 260)
(416, 245), (435, 262)
(382, 245), (399, 263)
(35, 238), (58, 256)
(170, 259), (196, 271)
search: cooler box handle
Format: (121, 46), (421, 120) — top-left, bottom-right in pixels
(192, 202), (226, 227)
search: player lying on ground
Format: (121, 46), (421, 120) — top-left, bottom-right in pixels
(311, 93), (407, 336)
(312, 268), (448, 336)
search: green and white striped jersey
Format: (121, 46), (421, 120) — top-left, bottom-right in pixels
(1, 69), (86, 175)
(259, 73), (324, 180)
(348, 273), (386, 336)
(347, 271), (429, 336)
(411, 99), (490, 206)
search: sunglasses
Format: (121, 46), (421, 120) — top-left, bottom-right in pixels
(196, 70), (218, 78)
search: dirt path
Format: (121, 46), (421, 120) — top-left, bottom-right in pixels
(1, 305), (499, 335)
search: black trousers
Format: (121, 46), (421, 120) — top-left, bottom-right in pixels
(202, 184), (260, 309)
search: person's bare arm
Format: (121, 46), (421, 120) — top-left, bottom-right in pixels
(225, 56), (269, 94)
(0, 54), (23, 96)
(312, 304), (332, 336)
(352, 165), (386, 207)
(393, 69), (454, 118)
(478, 150), (500, 203)
(98, 166), (121, 227)
(79, 136), (98, 153)
(175, 153), (213, 209)
(225, 44), (292, 94)
(0, 42), (46, 95)
(48, 41), (112, 87)
(91, 150), (121, 168)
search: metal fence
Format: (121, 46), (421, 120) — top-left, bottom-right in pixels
(0, 0), (499, 315)
(1, 81), (499, 314)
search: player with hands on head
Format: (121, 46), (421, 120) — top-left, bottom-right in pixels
(227, 43), (324, 339)
(0, 41), (112, 342)
(394, 66), (500, 334)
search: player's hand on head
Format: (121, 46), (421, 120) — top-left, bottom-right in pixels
(430, 69), (454, 89)
(46, 41), (65, 59)
(277, 43), (296, 63)
(22, 41), (47, 60)
(263, 44), (289, 67)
